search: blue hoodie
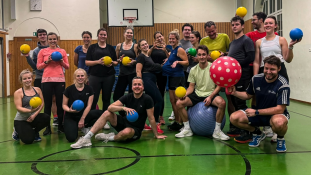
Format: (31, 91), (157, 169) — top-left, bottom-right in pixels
(25, 42), (49, 79)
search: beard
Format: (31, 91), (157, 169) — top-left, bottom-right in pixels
(265, 73), (277, 80)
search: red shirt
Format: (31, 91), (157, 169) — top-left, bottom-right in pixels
(245, 31), (279, 47)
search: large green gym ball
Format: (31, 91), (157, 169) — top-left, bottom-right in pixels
(188, 48), (197, 56)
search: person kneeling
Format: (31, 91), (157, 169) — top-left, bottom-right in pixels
(229, 55), (289, 152)
(71, 77), (167, 149)
(175, 45), (229, 140)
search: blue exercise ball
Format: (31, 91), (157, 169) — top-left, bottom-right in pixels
(51, 51), (63, 61)
(289, 28), (303, 41)
(127, 111), (139, 122)
(188, 102), (226, 136)
(72, 100), (84, 111)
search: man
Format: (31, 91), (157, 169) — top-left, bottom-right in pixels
(226, 16), (255, 143)
(200, 21), (230, 62)
(71, 77), (167, 149)
(229, 55), (290, 153)
(174, 45), (229, 140)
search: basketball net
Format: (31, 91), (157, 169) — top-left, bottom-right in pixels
(124, 17), (137, 29)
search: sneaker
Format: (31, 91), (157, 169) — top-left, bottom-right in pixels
(53, 117), (58, 126)
(168, 122), (183, 131)
(168, 111), (175, 120)
(276, 138), (287, 152)
(70, 137), (92, 149)
(159, 116), (165, 125)
(144, 124), (152, 130)
(249, 133), (266, 147)
(104, 123), (110, 130)
(271, 133), (277, 143)
(157, 123), (164, 134)
(175, 128), (193, 138)
(227, 127), (241, 137)
(34, 132), (42, 142)
(95, 132), (115, 143)
(263, 126), (273, 137)
(213, 130), (230, 140)
(234, 130), (253, 143)
(12, 129), (19, 141)
(81, 127), (91, 135)
(43, 125), (52, 135)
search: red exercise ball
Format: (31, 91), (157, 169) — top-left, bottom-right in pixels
(209, 56), (242, 88)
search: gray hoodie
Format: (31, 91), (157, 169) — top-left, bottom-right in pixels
(25, 42), (49, 79)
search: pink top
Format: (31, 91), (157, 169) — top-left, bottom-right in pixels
(37, 47), (69, 83)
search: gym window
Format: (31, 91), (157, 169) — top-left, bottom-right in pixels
(263, 0), (283, 36)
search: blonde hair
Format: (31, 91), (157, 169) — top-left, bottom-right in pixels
(19, 69), (33, 83)
(73, 68), (88, 84)
(168, 29), (180, 40)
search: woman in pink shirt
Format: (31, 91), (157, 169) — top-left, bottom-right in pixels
(37, 32), (69, 134)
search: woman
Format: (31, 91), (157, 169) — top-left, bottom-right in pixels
(12, 69), (50, 144)
(185, 31), (201, 87)
(63, 69), (101, 142)
(113, 27), (138, 115)
(162, 29), (189, 131)
(148, 31), (171, 125)
(136, 39), (164, 134)
(37, 32), (69, 134)
(74, 31), (92, 73)
(253, 16), (301, 81)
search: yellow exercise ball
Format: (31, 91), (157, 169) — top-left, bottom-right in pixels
(210, 51), (221, 60)
(103, 56), (112, 65)
(236, 7), (247, 17)
(20, 44), (31, 54)
(29, 97), (42, 108)
(175, 86), (186, 98)
(122, 56), (131, 66)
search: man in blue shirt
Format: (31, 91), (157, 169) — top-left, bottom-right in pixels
(228, 55), (290, 152)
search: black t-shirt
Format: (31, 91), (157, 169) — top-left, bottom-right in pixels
(86, 43), (117, 77)
(150, 46), (171, 64)
(119, 93), (154, 131)
(136, 54), (162, 73)
(63, 84), (94, 117)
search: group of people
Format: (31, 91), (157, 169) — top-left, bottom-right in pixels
(13, 12), (300, 153)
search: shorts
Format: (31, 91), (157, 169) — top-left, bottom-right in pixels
(168, 76), (185, 90)
(111, 115), (142, 142)
(188, 92), (219, 107)
(240, 109), (290, 126)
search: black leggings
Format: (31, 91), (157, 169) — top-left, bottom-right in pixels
(89, 75), (115, 111)
(143, 73), (163, 122)
(64, 110), (101, 142)
(14, 113), (50, 144)
(34, 79), (42, 89)
(155, 73), (167, 116)
(42, 82), (65, 126)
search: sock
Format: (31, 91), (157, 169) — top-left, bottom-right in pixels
(53, 115), (58, 118)
(108, 135), (115, 141)
(84, 131), (94, 139)
(215, 122), (221, 131)
(252, 127), (262, 135)
(183, 121), (190, 130)
(277, 135), (284, 139)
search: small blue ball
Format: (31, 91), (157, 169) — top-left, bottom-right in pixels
(127, 111), (139, 122)
(72, 100), (84, 111)
(289, 28), (303, 41)
(51, 51), (63, 61)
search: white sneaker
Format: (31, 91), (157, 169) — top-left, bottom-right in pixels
(213, 130), (230, 141)
(81, 127), (91, 135)
(168, 111), (175, 120)
(70, 137), (92, 149)
(263, 126), (274, 137)
(104, 123), (110, 130)
(95, 132), (115, 143)
(175, 128), (193, 138)
(271, 133), (277, 143)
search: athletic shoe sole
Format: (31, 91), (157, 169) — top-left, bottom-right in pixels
(227, 134), (240, 137)
(234, 138), (252, 143)
(249, 135), (267, 147)
(276, 148), (287, 153)
(71, 143), (92, 149)
(175, 133), (193, 138)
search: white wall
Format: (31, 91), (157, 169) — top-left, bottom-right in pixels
(4, 0), (100, 40)
(283, 1), (311, 102)
(241, 0), (253, 20)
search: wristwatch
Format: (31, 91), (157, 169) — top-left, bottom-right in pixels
(255, 110), (259, 116)
(44, 61), (48, 64)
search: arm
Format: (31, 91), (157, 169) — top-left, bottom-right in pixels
(25, 55), (37, 70)
(175, 48), (189, 66)
(253, 40), (261, 75)
(107, 100), (125, 113)
(111, 45), (119, 66)
(74, 53), (79, 67)
(134, 44), (138, 57)
(136, 63), (143, 78)
(203, 86), (221, 106)
(227, 86), (253, 100)
(29, 88), (45, 118)
(257, 105), (286, 116)
(239, 51), (255, 67)
(115, 44), (121, 62)
(85, 45), (101, 66)
(280, 37), (293, 63)
(60, 50), (69, 69)
(37, 50), (48, 70)
(78, 95), (94, 128)
(14, 90), (40, 114)
(147, 45), (155, 56)
(185, 82), (195, 96)
(147, 108), (167, 139)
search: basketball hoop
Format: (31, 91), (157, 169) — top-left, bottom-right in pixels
(124, 17), (137, 29)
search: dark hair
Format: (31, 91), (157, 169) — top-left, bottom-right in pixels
(231, 16), (245, 25)
(204, 21), (216, 29)
(124, 27), (133, 33)
(36, 29), (47, 37)
(266, 16), (278, 32)
(97, 28), (107, 36)
(81, 31), (92, 38)
(47, 32), (58, 40)
(132, 76), (144, 85)
(253, 12), (267, 22)
(137, 39), (146, 54)
(263, 55), (281, 68)
(182, 23), (193, 31)
(191, 31), (202, 43)
(196, 45), (209, 55)
(154, 31), (163, 39)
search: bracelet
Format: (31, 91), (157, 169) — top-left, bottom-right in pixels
(289, 46), (294, 50)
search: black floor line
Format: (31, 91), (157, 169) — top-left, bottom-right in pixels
(288, 110), (311, 118)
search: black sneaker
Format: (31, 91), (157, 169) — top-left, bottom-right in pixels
(227, 127), (241, 137)
(234, 130), (253, 143)
(43, 125), (52, 136)
(168, 122), (183, 131)
(53, 117), (58, 126)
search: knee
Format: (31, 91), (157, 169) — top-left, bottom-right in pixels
(218, 99), (226, 109)
(176, 100), (184, 109)
(230, 112), (241, 123)
(100, 110), (114, 120)
(119, 128), (134, 139)
(21, 137), (35, 144)
(271, 117), (287, 129)
(66, 135), (78, 143)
